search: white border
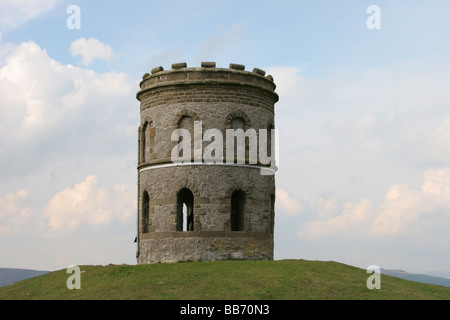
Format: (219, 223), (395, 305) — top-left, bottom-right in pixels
(138, 162), (277, 175)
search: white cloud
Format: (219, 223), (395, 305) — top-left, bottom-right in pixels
(299, 198), (373, 240)
(276, 187), (302, 216)
(0, 40), (136, 170)
(421, 167), (450, 197)
(0, 40), (137, 238)
(429, 116), (450, 162)
(0, 0), (58, 32)
(370, 168), (450, 236)
(265, 66), (315, 109)
(270, 60), (450, 158)
(42, 175), (135, 232)
(0, 189), (34, 234)
(69, 38), (114, 66)
(317, 197), (338, 220)
(298, 167), (450, 240)
(369, 185), (424, 236)
(271, 58), (450, 245)
(0, 174), (135, 242)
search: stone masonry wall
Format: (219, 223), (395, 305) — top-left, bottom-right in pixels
(136, 62), (278, 264)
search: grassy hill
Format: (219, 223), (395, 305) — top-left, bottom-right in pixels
(0, 259), (449, 300)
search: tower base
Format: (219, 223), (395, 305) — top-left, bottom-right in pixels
(137, 231), (273, 264)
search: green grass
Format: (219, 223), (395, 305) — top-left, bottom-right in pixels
(0, 260), (449, 300)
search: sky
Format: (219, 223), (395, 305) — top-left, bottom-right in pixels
(1, 0), (450, 274)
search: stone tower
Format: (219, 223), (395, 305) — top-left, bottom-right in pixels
(136, 62), (278, 264)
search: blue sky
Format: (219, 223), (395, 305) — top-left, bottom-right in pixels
(1, 1), (450, 275)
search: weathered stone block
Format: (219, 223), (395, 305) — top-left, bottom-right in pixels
(172, 62), (187, 69)
(151, 66), (164, 74)
(229, 63), (245, 70)
(201, 61), (216, 68)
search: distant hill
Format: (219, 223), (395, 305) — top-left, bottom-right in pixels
(0, 260), (449, 300)
(381, 269), (450, 288)
(0, 268), (50, 287)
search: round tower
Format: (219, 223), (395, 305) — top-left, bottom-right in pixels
(136, 62), (278, 264)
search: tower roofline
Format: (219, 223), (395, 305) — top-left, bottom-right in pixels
(136, 62), (278, 102)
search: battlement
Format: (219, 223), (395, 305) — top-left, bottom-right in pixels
(137, 62), (278, 102)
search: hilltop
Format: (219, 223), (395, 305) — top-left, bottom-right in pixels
(0, 260), (449, 300)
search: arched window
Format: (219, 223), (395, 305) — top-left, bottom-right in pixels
(231, 117), (245, 130)
(142, 191), (150, 233)
(231, 190), (246, 231)
(267, 123), (274, 158)
(177, 188), (194, 231)
(224, 111), (254, 164)
(141, 121), (152, 163)
(177, 116), (194, 159)
(270, 194), (275, 234)
(230, 117), (246, 163)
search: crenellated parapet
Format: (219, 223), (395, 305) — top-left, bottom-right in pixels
(137, 62), (278, 103)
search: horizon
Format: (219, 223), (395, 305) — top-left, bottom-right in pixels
(1, 1), (450, 274)
(2, 260), (450, 283)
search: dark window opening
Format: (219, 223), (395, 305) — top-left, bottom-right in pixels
(141, 123), (147, 163)
(229, 117), (252, 163)
(177, 116), (194, 159)
(142, 191), (150, 233)
(177, 188), (194, 231)
(267, 124), (274, 158)
(231, 190), (246, 231)
(231, 117), (245, 130)
(270, 194), (275, 234)
(141, 122), (152, 163)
